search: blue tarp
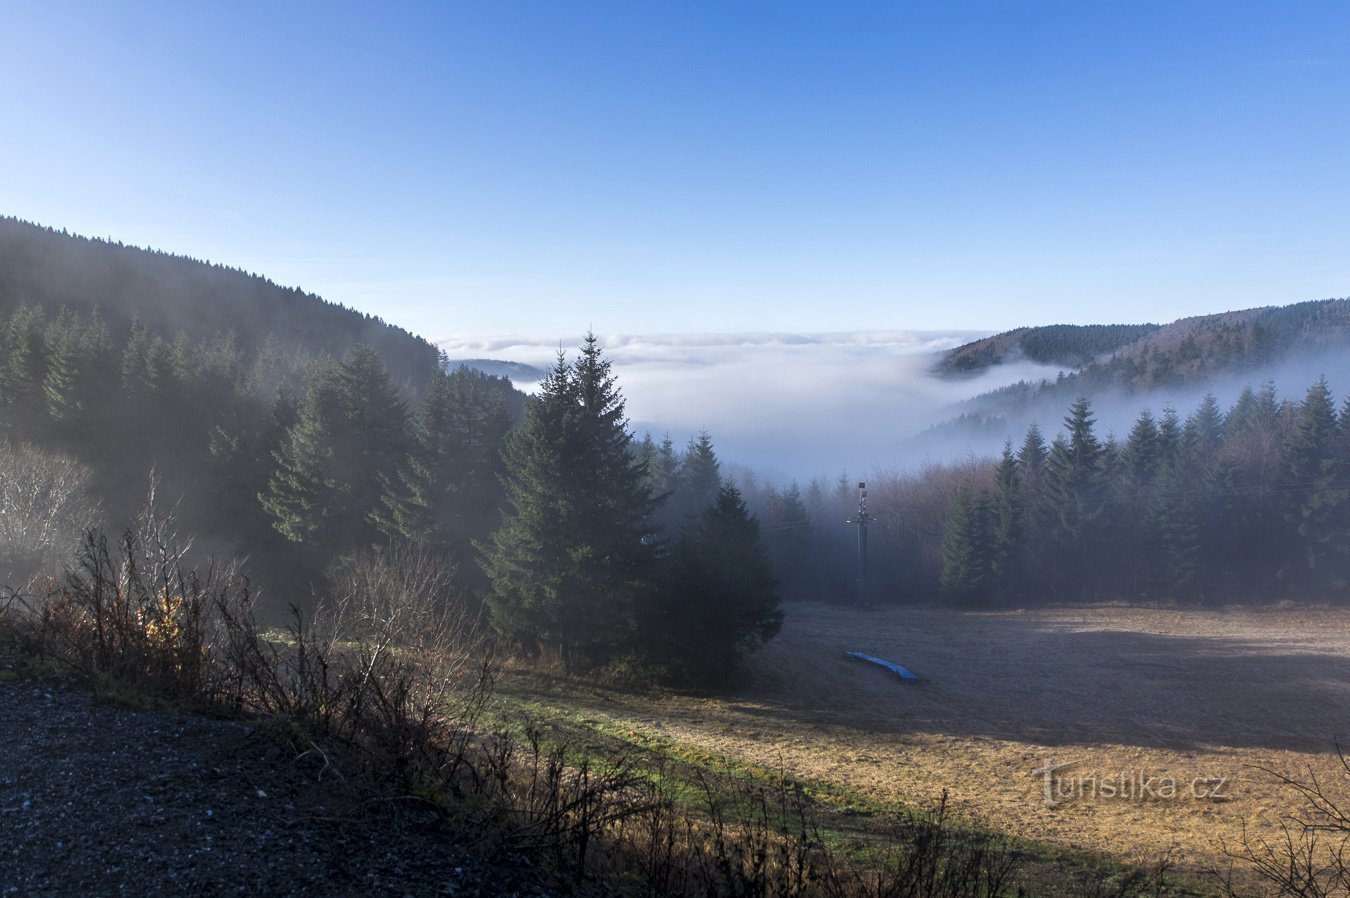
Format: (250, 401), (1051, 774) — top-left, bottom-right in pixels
(846, 651), (919, 680)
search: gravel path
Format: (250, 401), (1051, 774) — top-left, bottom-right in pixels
(0, 680), (556, 897)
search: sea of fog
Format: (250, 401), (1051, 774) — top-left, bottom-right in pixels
(437, 331), (1075, 483)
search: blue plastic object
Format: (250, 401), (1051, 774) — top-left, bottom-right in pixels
(846, 651), (919, 680)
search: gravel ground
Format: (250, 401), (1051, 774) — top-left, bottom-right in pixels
(0, 679), (558, 898)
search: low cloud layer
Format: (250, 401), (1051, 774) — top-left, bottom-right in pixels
(439, 331), (1071, 482)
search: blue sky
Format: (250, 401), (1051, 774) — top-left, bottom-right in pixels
(3, 1), (1349, 342)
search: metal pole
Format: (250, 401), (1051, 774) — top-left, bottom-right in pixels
(847, 481), (869, 606)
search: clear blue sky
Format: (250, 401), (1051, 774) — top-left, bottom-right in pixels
(3, 1), (1348, 341)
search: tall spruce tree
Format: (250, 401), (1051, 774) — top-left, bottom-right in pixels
(260, 360), (344, 544)
(989, 441), (1023, 604)
(940, 485), (994, 606)
(260, 345), (409, 547)
(1045, 397), (1106, 598)
(480, 335), (658, 670)
(1282, 377), (1343, 582)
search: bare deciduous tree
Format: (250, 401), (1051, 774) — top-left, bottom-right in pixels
(0, 441), (101, 589)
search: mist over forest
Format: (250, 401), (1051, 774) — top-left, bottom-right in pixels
(442, 307), (1350, 485)
(440, 330), (1058, 479)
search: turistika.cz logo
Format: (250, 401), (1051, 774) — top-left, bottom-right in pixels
(1031, 761), (1230, 808)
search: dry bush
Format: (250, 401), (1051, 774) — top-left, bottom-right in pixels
(584, 765), (1022, 898)
(1214, 750), (1350, 898)
(860, 792), (1021, 898)
(210, 539), (496, 802)
(469, 726), (652, 879)
(0, 441), (101, 591)
(35, 492), (223, 699)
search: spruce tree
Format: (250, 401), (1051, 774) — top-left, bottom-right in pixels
(989, 441), (1023, 603)
(940, 485), (994, 606)
(1123, 410), (1161, 487)
(1018, 422), (1049, 477)
(0, 307), (47, 429)
(1044, 397), (1105, 598)
(761, 480), (814, 601)
(651, 484), (781, 687)
(480, 336), (658, 670)
(1282, 377), (1343, 582)
(1184, 393), (1226, 459)
(260, 360), (343, 544)
(671, 430), (722, 523)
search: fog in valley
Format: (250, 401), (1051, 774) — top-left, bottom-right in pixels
(440, 330), (1056, 481)
(442, 329), (1350, 485)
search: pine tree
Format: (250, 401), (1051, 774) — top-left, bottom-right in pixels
(376, 364), (513, 548)
(1150, 464), (1200, 598)
(0, 306), (47, 423)
(336, 346), (410, 537)
(1018, 422), (1049, 476)
(1157, 405), (1182, 468)
(1184, 393), (1226, 459)
(651, 485), (782, 687)
(1123, 410), (1161, 487)
(1044, 397), (1106, 598)
(1281, 377), (1343, 583)
(41, 309), (84, 425)
(989, 441), (1023, 604)
(480, 336), (658, 670)
(671, 430), (721, 523)
(637, 432), (680, 509)
(940, 485), (994, 606)
(259, 360), (343, 544)
(761, 480), (814, 601)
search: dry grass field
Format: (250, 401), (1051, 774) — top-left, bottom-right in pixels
(503, 602), (1350, 890)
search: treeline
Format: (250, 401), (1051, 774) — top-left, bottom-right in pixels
(725, 379), (1350, 608)
(936, 381), (1350, 605)
(950, 299), (1350, 418)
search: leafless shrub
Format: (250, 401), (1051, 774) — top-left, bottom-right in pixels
(38, 527), (235, 699)
(1214, 749), (1350, 898)
(860, 791), (1020, 898)
(0, 441), (101, 591)
(469, 725), (651, 879)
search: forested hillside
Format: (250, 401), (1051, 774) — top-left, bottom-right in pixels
(915, 298), (1350, 459)
(937, 323), (1162, 376)
(0, 219), (522, 600)
(939, 299), (1350, 396)
(0, 217), (439, 388)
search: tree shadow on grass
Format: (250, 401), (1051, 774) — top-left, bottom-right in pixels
(739, 612), (1350, 753)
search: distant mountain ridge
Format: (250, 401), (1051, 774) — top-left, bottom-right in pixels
(936, 323), (1162, 376)
(447, 358), (547, 384)
(913, 297), (1350, 455)
(939, 298), (1350, 397)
